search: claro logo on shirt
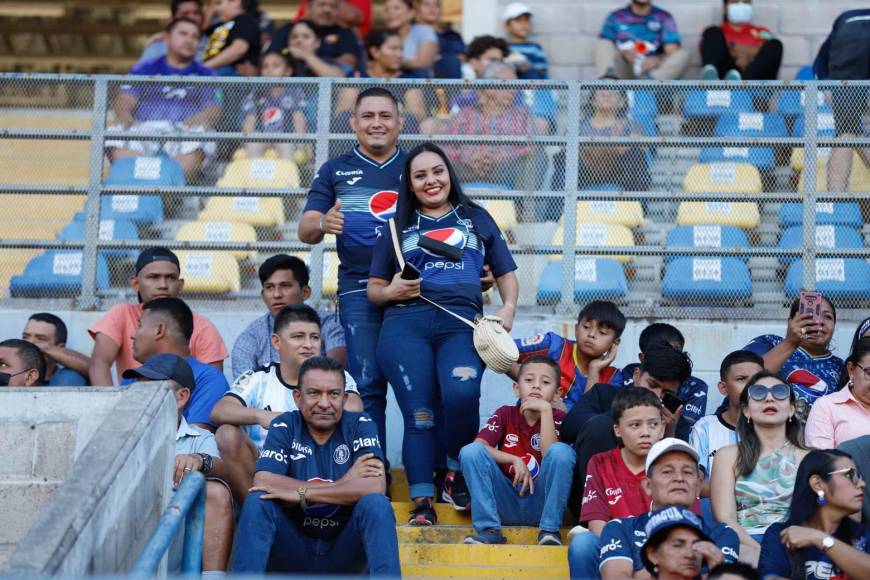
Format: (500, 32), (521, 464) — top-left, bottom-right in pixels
(599, 538), (622, 557)
(352, 436), (380, 452)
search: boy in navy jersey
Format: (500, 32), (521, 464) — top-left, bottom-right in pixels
(460, 356), (574, 546)
(232, 357), (399, 575)
(299, 88), (406, 457)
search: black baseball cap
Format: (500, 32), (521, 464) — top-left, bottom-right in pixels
(135, 247), (180, 275)
(122, 353), (195, 391)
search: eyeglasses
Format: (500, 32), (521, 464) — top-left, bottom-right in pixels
(747, 383), (791, 401)
(855, 363), (870, 382)
(828, 467), (865, 486)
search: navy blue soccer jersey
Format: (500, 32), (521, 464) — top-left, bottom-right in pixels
(303, 146), (406, 295)
(369, 205), (517, 317)
(255, 410), (384, 540)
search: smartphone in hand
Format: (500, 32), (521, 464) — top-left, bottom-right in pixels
(401, 263), (420, 281)
(798, 290), (822, 324)
(662, 391), (684, 414)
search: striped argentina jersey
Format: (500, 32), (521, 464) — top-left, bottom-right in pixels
(304, 146), (405, 295)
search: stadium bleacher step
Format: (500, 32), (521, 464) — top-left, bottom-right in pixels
(400, 544), (568, 576)
(392, 501), (472, 526)
(403, 562), (567, 578)
(397, 525), (572, 545)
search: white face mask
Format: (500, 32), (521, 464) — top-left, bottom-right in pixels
(727, 3), (753, 25)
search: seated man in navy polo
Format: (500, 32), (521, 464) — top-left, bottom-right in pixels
(569, 437), (739, 579)
(232, 356), (400, 576)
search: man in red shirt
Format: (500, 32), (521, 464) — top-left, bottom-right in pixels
(700, 0), (782, 80)
(459, 356), (575, 546)
(580, 388), (664, 534)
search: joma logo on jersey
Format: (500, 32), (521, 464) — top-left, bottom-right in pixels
(352, 436), (380, 452)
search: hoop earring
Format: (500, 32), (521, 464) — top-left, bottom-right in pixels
(817, 490), (828, 506)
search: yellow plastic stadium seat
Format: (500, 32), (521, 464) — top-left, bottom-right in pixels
(0, 140), (89, 185)
(795, 152), (870, 193)
(199, 197), (285, 227)
(683, 163), (762, 194)
(175, 221), (258, 260)
(576, 200), (644, 228)
(480, 200), (517, 234)
(551, 222), (635, 263)
(175, 251), (240, 294)
(677, 201), (761, 229)
(0, 195), (85, 221)
(292, 251), (339, 297)
(790, 147), (833, 172)
(217, 150), (301, 189)
(0, 249), (39, 298)
(0, 220), (68, 240)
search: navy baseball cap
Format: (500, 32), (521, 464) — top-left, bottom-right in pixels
(641, 506), (712, 573)
(135, 247), (180, 275)
(122, 353), (195, 391)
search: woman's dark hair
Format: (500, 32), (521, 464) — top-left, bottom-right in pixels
(846, 318), (870, 369)
(784, 449), (856, 578)
(394, 143), (483, 236)
(708, 561), (760, 580)
(788, 293), (836, 322)
(735, 369), (805, 477)
(364, 27), (401, 61)
(287, 18), (320, 44)
(845, 337), (870, 383)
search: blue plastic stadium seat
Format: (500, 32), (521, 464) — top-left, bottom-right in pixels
(626, 90), (658, 117)
(58, 218), (139, 259)
(792, 113), (837, 137)
(629, 113), (657, 136)
(795, 66), (815, 80)
(662, 257), (752, 301)
(70, 196), (165, 226)
(715, 112), (788, 138)
(699, 146), (775, 170)
(778, 225), (864, 264)
(778, 202), (863, 227)
(99, 155), (184, 225)
(777, 90), (831, 118)
(684, 90), (754, 118)
(666, 225), (750, 262)
(784, 259), (870, 299)
(536, 259), (627, 303)
(9, 251), (109, 297)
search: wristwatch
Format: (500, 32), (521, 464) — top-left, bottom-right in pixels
(297, 486), (309, 509)
(197, 453), (213, 474)
(821, 535), (835, 553)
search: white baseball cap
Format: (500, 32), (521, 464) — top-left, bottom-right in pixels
(644, 437), (700, 473)
(503, 2), (532, 22)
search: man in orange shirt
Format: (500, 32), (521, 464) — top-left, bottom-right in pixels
(88, 247), (228, 386)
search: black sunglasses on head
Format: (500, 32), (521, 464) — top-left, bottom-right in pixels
(747, 383), (791, 402)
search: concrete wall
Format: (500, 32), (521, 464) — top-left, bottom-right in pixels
(1, 382), (176, 574)
(486, 0), (853, 80)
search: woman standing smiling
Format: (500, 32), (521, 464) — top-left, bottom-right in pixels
(368, 143), (519, 526)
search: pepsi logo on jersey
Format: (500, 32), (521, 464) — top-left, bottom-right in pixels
(369, 191), (398, 222)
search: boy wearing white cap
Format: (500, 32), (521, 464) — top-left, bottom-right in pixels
(503, 2), (549, 79)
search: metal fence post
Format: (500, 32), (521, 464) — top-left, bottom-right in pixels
(77, 77), (108, 310)
(800, 81), (820, 293)
(559, 81), (582, 314)
(308, 77), (333, 303)
(181, 478), (207, 574)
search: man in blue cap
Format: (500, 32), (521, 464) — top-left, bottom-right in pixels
(124, 353), (234, 576)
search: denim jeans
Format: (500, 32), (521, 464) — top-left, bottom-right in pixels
(459, 441), (575, 534)
(377, 306), (484, 499)
(232, 491), (400, 576)
(339, 291), (388, 450)
(568, 529), (601, 579)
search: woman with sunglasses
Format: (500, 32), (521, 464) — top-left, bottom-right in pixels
(711, 370), (809, 566)
(806, 338), (870, 449)
(758, 449), (870, 580)
(743, 296), (843, 422)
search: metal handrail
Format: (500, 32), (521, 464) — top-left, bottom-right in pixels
(131, 471), (206, 576)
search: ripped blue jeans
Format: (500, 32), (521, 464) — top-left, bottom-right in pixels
(376, 305), (484, 499)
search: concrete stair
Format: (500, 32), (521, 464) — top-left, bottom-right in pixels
(390, 470), (570, 579)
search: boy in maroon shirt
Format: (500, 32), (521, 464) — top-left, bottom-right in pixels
(459, 355), (576, 546)
(580, 387), (665, 534)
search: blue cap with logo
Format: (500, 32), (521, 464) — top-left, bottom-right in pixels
(640, 506), (712, 573)
(122, 353), (195, 391)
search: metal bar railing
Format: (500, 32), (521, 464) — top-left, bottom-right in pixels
(131, 471), (206, 576)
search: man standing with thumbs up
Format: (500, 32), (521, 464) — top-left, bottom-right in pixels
(299, 87), (406, 457)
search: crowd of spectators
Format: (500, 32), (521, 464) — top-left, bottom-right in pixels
(5, 1), (870, 578)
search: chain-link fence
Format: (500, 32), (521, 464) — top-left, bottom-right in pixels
(0, 74), (867, 319)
